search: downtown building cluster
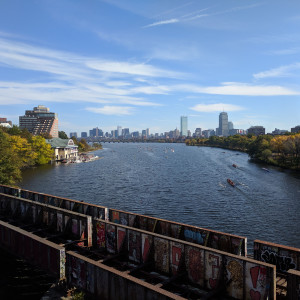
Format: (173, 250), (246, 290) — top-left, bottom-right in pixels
(1, 105), (300, 140)
(70, 112), (298, 141)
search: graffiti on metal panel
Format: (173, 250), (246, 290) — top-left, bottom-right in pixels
(60, 249), (66, 279)
(112, 211), (119, 223)
(96, 222), (105, 248)
(128, 231), (141, 263)
(106, 224), (116, 254)
(261, 249), (296, 272)
(249, 266), (267, 299)
(142, 234), (152, 262)
(184, 228), (207, 245)
(128, 214), (136, 227)
(185, 247), (204, 285)
(208, 254), (220, 289)
(117, 227), (126, 252)
(119, 213), (128, 225)
(227, 260), (243, 289)
(154, 238), (169, 273)
(170, 242), (183, 275)
(78, 222), (85, 247)
(231, 237), (243, 255)
(98, 208), (105, 219)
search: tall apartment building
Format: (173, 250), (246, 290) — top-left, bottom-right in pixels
(19, 105), (58, 137)
(180, 116), (188, 136)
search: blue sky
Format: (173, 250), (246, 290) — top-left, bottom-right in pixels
(0, 0), (299, 135)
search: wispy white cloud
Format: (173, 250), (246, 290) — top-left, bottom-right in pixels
(253, 63), (300, 79)
(190, 103), (244, 113)
(143, 3), (261, 28)
(143, 18), (179, 28)
(86, 60), (183, 78)
(175, 82), (300, 96)
(0, 36), (182, 108)
(85, 106), (135, 115)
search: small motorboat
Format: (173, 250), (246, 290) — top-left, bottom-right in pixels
(262, 168), (270, 172)
(227, 179), (235, 187)
(232, 164), (237, 168)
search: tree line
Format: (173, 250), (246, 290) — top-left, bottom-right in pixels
(0, 126), (53, 185)
(186, 133), (300, 170)
(0, 127), (103, 186)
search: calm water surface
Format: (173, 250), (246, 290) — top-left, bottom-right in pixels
(21, 143), (300, 251)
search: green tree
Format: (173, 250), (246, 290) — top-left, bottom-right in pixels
(31, 136), (53, 165)
(59, 131), (68, 139)
(10, 135), (36, 167)
(7, 125), (22, 136)
(0, 129), (22, 185)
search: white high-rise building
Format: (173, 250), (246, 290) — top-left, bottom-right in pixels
(117, 125), (122, 137)
(180, 116), (188, 136)
(218, 112), (229, 136)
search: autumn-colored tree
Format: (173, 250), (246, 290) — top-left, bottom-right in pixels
(0, 129), (22, 185)
(31, 136), (53, 165)
(10, 135), (36, 167)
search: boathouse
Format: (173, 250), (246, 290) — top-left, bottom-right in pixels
(46, 138), (78, 161)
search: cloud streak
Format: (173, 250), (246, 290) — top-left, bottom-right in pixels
(253, 63), (300, 79)
(143, 3), (261, 28)
(190, 103), (244, 113)
(85, 106), (135, 115)
(143, 18), (179, 28)
(176, 82), (300, 96)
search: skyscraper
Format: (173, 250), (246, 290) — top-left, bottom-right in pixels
(117, 126), (122, 137)
(19, 105), (58, 137)
(180, 116), (188, 136)
(218, 112), (229, 137)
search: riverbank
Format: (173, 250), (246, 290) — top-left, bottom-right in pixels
(185, 133), (300, 171)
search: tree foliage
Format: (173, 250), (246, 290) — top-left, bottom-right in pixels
(0, 126), (54, 185)
(59, 131), (68, 139)
(186, 133), (300, 170)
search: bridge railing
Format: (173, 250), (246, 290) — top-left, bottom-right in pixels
(254, 239), (300, 273)
(0, 193), (93, 247)
(90, 217), (275, 299)
(109, 208), (247, 256)
(0, 220), (65, 279)
(0, 184), (247, 256)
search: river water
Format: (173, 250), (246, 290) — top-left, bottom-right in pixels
(21, 143), (300, 251)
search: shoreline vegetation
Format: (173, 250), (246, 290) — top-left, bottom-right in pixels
(1, 125), (299, 186)
(185, 133), (300, 171)
(0, 126), (102, 186)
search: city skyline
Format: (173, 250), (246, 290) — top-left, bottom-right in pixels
(0, 1), (300, 134)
